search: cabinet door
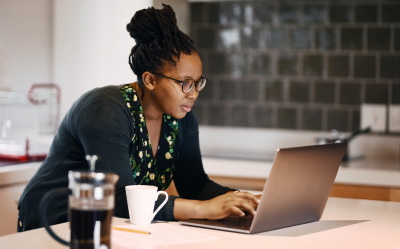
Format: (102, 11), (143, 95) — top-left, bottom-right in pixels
(0, 184), (26, 236)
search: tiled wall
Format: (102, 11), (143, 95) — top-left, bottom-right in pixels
(189, 0), (400, 133)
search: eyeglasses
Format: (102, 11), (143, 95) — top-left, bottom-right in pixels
(150, 72), (207, 94)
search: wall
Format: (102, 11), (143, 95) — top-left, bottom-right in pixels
(0, 0), (188, 131)
(0, 0), (155, 132)
(154, 0), (190, 35)
(53, 0), (153, 117)
(0, 0), (53, 134)
(52, 0), (189, 117)
(0, 0), (52, 91)
(190, 0), (400, 133)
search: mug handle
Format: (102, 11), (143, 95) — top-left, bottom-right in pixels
(38, 188), (69, 246)
(152, 191), (169, 220)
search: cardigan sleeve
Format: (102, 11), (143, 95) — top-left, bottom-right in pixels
(73, 94), (137, 218)
(173, 112), (233, 201)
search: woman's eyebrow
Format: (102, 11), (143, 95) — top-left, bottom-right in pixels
(181, 75), (203, 80)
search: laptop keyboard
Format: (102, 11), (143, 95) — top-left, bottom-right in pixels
(218, 214), (254, 230)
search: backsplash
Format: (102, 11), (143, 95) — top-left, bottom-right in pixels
(189, 0), (400, 133)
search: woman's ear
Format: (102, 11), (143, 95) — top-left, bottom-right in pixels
(142, 72), (156, 91)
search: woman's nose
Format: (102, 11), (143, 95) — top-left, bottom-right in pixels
(186, 88), (199, 99)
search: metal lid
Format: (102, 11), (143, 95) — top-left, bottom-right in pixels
(68, 171), (119, 200)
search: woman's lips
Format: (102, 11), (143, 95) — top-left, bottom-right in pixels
(181, 105), (192, 112)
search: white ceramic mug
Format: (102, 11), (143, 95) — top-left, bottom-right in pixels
(125, 185), (169, 225)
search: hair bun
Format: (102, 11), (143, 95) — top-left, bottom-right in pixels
(127, 4), (195, 84)
(126, 9), (158, 44)
(126, 4), (177, 44)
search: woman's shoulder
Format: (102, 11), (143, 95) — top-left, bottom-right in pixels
(65, 84), (130, 121)
(69, 84), (128, 112)
(80, 84), (125, 104)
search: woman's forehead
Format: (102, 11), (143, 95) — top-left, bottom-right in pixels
(163, 53), (202, 76)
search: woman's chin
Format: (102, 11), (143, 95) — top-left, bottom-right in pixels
(169, 110), (188, 120)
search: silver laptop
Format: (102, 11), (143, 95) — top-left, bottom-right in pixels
(179, 143), (347, 234)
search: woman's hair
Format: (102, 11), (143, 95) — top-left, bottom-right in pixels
(127, 4), (196, 88)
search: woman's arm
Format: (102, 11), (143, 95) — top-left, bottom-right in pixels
(173, 112), (231, 199)
(75, 98), (136, 218)
(173, 112), (259, 220)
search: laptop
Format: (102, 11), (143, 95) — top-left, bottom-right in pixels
(179, 143), (347, 234)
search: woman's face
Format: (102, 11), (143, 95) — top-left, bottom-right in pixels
(151, 52), (203, 119)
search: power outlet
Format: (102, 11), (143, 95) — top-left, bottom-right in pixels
(388, 105), (400, 133)
(360, 104), (387, 132)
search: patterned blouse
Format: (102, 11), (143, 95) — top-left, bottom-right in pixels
(120, 84), (178, 190)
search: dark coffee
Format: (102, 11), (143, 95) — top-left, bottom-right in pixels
(70, 208), (113, 249)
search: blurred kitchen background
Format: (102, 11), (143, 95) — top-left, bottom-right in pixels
(191, 0), (400, 132)
(0, 0), (399, 161)
(1, 0), (400, 237)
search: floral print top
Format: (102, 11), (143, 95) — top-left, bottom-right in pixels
(120, 84), (178, 190)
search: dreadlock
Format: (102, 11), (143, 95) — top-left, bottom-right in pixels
(126, 4), (196, 91)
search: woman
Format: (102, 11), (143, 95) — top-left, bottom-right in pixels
(17, 4), (259, 232)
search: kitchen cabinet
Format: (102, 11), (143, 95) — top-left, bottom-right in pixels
(0, 183), (27, 235)
(0, 163), (40, 236)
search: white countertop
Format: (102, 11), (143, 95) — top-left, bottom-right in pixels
(1, 127), (399, 188)
(0, 161), (40, 186)
(203, 157), (400, 188)
(0, 157), (399, 189)
(1, 197), (399, 249)
(199, 126), (400, 188)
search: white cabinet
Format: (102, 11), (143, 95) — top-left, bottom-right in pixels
(0, 163), (40, 236)
(0, 183), (27, 235)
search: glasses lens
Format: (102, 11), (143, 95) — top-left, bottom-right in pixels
(196, 78), (206, 92)
(182, 80), (194, 93)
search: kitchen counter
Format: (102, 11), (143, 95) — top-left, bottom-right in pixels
(0, 130), (51, 236)
(3, 157), (398, 190)
(0, 127), (399, 237)
(1, 197), (400, 249)
(0, 153), (399, 238)
(0, 161), (41, 187)
(202, 157), (400, 188)
(198, 126), (400, 201)
(203, 157), (400, 202)
(0, 162), (41, 236)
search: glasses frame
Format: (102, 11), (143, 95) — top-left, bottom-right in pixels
(150, 72), (206, 94)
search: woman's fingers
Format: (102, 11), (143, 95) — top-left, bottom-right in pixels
(234, 191), (260, 202)
(228, 193), (257, 216)
(232, 191), (260, 209)
(240, 199), (257, 215)
(202, 192), (260, 220)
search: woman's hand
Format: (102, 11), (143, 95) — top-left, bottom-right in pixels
(174, 191), (260, 220)
(198, 191), (260, 220)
